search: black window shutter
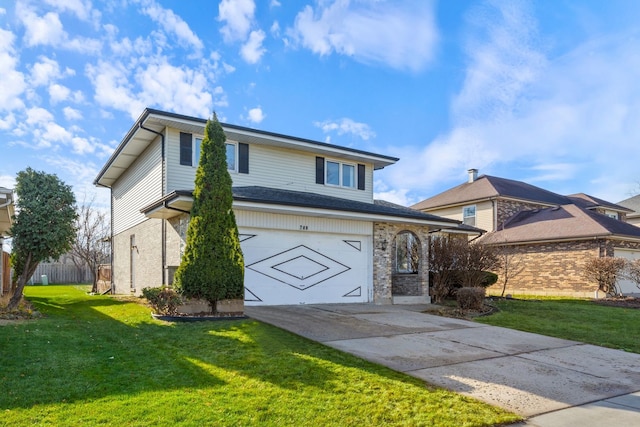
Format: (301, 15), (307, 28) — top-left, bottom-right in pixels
(316, 157), (325, 184)
(238, 143), (249, 174)
(179, 132), (192, 166)
(357, 164), (365, 190)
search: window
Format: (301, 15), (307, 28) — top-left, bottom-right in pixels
(191, 136), (236, 171)
(396, 231), (419, 273)
(463, 205), (476, 226)
(326, 160), (356, 188)
(605, 210), (619, 220)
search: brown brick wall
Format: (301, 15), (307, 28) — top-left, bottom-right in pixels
(485, 239), (639, 297)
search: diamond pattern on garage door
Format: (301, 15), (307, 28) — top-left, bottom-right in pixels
(247, 245), (350, 291)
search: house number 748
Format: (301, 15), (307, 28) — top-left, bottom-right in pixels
(299, 225), (308, 230)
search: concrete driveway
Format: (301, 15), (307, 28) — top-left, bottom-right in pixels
(245, 303), (640, 425)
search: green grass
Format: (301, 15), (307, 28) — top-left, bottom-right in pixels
(0, 285), (520, 426)
(477, 297), (640, 353)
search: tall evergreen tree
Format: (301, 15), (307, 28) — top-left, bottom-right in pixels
(173, 114), (244, 311)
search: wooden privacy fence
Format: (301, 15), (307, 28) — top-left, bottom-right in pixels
(29, 263), (93, 284)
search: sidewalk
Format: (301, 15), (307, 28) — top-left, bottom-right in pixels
(246, 303), (640, 425)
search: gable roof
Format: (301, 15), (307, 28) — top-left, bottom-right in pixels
(411, 174), (570, 210)
(140, 186), (482, 232)
(95, 108), (399, 188)
(479, 203), (640, 245)
(618, 194), (640, 218)
(567, 193), (633, 213)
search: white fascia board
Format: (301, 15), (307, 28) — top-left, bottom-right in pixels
(232, 200), (463, 227)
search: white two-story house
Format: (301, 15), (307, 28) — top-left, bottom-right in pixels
(95, 108), (478, 305)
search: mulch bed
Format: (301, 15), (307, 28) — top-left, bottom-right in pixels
(592, 296), (640, 309)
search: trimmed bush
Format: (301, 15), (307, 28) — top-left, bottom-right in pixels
(142, 287), (183, 315)
(457, 287), (486, 310)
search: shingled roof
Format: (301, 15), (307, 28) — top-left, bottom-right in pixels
(479, 203), (640, 245)
(568, 193), (633, 213)
(141, 186), (483, 233)
(411, 174), (570, 210)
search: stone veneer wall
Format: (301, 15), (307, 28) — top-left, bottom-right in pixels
(486, 238), (640, 297)
(496, 200), (552, 229)
(373, 222), (431, 304)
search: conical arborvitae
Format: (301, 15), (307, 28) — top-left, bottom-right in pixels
(173, 114), (244, 310)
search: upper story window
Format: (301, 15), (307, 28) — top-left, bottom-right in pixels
(316, 156), (365, 190)
(326, 160), (355, 188)
(604, 210), (619, 220)
(463, 205), (476, 226)
(181, 132), (246, 173)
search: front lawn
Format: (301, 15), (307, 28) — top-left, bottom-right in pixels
(0, 285), (519, 426)
(477, 297), (640, 353)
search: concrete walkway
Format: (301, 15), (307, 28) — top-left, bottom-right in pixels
(245, 303), (640, 426)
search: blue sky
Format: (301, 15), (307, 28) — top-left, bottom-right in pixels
(1, 0), (640, 214)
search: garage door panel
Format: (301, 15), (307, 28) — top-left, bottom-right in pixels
(614, 249), (640, 295)
(240, 229), (370, 305)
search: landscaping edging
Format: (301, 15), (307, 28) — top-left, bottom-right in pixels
(151, 313), (248, 322)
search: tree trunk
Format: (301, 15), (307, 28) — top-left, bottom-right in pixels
(7, 253), (37, 311)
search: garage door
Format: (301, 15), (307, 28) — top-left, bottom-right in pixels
(614, 249), (640, 295)
(240, 229), (371, 305)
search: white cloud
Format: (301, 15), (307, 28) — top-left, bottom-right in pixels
(289, 0), (438, 72)
(240, 30), (266, 64)
(219, 0), (256, 42)
(247, 106), (265, 123)
(0, 113), (16, 130)
(16, 2), (101, 53)
(49, 83), (71, 103)
(63, 106), (83, 121)
(30, 56), (61, 87)
(43, 0), (99, 23)
(139, 0), (204, 52)
(315, 118), (376, 141)
(0, 28), (26, 112)
(270, 0), (281, 7)
(86, 61), (145, 119)
(270, 21), (280, 37)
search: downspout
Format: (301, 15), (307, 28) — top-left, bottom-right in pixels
(139, 123), (166, 286)
(95, 182), (115, 294)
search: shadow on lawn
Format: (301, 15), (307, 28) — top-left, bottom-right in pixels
(1, 288), (397, 410)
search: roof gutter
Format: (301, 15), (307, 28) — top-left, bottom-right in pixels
(138, 122), (167, 286)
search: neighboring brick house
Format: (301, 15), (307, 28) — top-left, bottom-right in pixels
(95, 109), (480, 306)
(411, 169), (640, 297)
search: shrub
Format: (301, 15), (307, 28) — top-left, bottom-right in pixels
(480, 271), (499, 287)
(457, 287), (486, 310)
(624, 259), (640, 291)
(582, 257), (626, 297)
(142, 287), (183, 315)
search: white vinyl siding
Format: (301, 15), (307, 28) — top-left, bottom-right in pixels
(112, 138), (163, 235)
(235, 209), (372, 235)
(166, 127), (374, 203)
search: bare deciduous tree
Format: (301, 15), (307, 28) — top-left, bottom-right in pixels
(457, 242), (501, 288)
(495, 243), (525, 297)
(624, 259), (640, 291)
(69, 196), (110, 293)
(582, 257), (626, 297)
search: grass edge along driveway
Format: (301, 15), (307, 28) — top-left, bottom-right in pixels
(0, 285), (520, 427)
(477, 297), (640, 354)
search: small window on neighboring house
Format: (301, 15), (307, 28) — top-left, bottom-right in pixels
(396, 232), (419, 273)
(226, 142), (237, 171)
(605, 210), (619, 220)
(463, 205), (476, 226)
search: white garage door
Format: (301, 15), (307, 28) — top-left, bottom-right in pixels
(614, 249), (640, 295)
(240, 229), (371, 305)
